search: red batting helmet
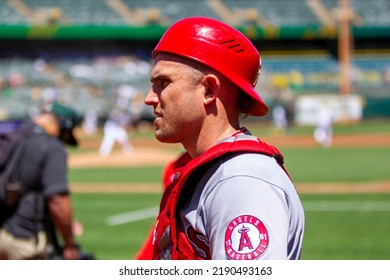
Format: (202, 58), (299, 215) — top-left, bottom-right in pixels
(152, 17), (268, 116)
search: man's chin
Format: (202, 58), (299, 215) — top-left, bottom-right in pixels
(155, 132), (178, 144)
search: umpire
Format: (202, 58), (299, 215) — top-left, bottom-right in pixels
(0, 103), (80, 260)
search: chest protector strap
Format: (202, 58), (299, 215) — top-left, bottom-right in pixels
(153, 138), (287, 260)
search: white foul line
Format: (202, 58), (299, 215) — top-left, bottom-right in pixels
(106, 206), (159, 226)
(106, 201), (390, 226)
(303, 201), (390, 212)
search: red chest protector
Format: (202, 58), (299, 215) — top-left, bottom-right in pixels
(139, 137), (286, 260)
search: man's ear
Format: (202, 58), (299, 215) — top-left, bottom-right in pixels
(203, 74), (220, 105)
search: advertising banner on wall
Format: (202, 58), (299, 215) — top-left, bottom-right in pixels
(295, 94), (364, 125)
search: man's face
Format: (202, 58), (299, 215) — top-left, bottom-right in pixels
(145, 54), (206, 144)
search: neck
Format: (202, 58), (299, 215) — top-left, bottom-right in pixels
(183, 118), (239, 158)
(34, 114), (60, 137)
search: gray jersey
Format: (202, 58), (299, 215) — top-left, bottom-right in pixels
(179, 136), (305, 260)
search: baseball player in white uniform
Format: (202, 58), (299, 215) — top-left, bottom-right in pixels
(99, 87), (135, 157)
(135, 17), (305, 260)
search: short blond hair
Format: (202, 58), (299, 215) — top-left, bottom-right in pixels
(174, 54), (253, 117)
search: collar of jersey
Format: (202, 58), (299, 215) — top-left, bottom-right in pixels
(230, 127), (251, 137)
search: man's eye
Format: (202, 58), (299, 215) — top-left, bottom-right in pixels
(161, 80), (170, 88)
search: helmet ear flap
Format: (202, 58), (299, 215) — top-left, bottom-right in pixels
(152, 17), (268, 116)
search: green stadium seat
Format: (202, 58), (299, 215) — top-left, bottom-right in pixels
(0, 0), (29, 24)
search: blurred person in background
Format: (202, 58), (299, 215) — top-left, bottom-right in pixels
(82, 109), (98, 135)
(136, 17), (304, 260)
(99, 85), (135, 157)
(271, 104), (288, 135)
(314, 104), (333, 148)
(0, 103), (81, 260)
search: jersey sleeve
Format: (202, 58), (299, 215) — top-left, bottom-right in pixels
(180, 152), (303, 260)
(201, 175), (290, 260)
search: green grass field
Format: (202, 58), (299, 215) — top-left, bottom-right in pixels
(68, 120), (390, 260)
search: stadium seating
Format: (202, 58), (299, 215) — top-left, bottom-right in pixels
(0, 0), (389, 120)
(1, 49), (388, 119)
(224, 0), (321, 26)
(123, 0), (218, 24)
(0, 0), (28, 24)
(0, 0), (389, 27)
(321, 0), (390, 26)
(26, 0), (125, 25)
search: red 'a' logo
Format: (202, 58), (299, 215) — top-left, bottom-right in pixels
(225, 215), (269, 260)
(238, 225), (253, 251)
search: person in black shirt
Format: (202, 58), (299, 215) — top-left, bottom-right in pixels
(0, 103), (80, 260)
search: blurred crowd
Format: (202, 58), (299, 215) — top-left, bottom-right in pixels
(0, 42), (389, 126)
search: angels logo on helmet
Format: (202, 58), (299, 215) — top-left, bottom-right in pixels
(224, 215), (269, 260)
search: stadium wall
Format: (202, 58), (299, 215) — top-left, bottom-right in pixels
(1, 24), (390, 40)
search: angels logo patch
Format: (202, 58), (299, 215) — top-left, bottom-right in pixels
(225, 215), (269, 260)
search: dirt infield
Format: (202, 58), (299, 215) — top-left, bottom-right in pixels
(70, 181), (390, 194)
(69, 146), (179, 168)
(69, 132), (390, 168)
(68, 132), (390, 193)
